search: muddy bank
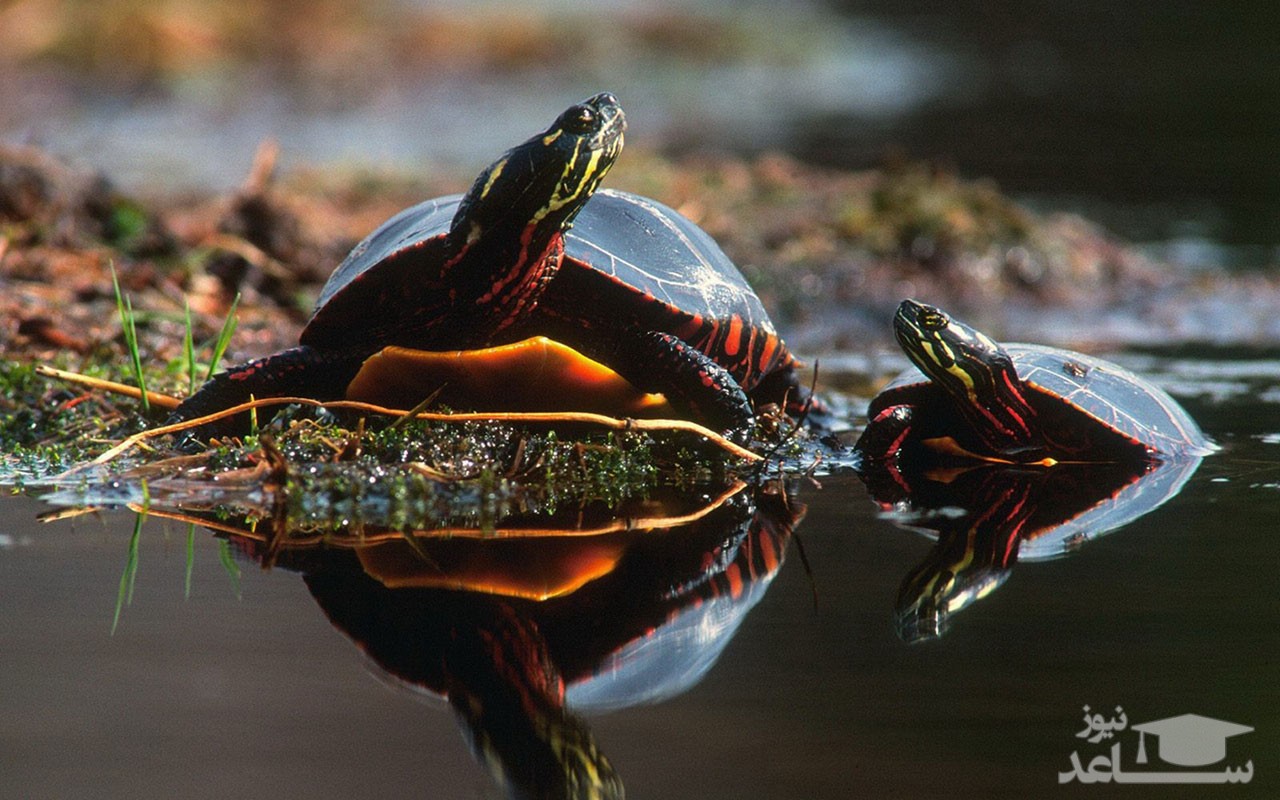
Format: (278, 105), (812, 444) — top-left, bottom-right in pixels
(4, 141), (1278, 387)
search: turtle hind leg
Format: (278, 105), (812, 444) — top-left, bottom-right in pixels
(168, 345), (366, 440)
(614, 330), (755, 443)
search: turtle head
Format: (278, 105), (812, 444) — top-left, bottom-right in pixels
(449, 93), (625, 254)
(893, 299), (1040, 452)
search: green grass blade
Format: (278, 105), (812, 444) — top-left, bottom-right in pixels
(205, 293), (241, 381)
(112, 513), (144, 634)
(217, 539), (242, 599)
(183, 301), (197, 395)
(111, 265), (150, 414)
(126, 296), (148, 415)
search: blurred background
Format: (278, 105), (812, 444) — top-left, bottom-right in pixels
(2, 0), (1275, 269)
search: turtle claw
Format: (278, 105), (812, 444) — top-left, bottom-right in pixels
(167, 345), (364, 440)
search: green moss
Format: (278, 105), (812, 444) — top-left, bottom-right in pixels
(0, 361), (128, 481)
(119, 408), (741, 536)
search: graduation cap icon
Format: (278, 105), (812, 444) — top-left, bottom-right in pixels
(1132, 714), (1253, 767)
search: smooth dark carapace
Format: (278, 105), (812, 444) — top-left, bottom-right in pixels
(173, 98), (815, 440)
(856, 299), (1213, 465)
(169, 93), (625, 435)
(334, 189), (816, 439)
(521, 189), (815, 436)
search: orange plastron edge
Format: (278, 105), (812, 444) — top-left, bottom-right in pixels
(345, 336), (673, 417)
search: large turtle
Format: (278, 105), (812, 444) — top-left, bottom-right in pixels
(342, 188), (815, 435)
(171, 92), (626, 434)
(173, 94), (814, 440)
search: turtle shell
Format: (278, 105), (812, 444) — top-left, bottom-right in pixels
(561, 190), (774, 332)
(344, 336), (674, 417)
(301, 197), (458, 349)
(876, 343), (1213, 460)
(307, 189), (792, 394)
(547, 189), (790, 394)
(318, 197), (458, 310)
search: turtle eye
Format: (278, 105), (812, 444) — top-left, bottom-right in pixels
(919, 309), (949, 331)
(563, 104), (597, 134)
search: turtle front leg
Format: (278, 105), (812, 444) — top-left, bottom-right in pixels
(853, 403), (920, 500)
(855, 404), (917, 461)
(616, 330), (756, 442)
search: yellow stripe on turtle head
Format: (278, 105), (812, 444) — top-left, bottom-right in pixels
(973, 329), (1000, 353)
(922, 336), (953, 369)
(529, 146), (611, 230)
(478, 157), (507, 201)
(923, 335), (981, 404)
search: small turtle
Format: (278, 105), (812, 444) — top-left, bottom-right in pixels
(857, 299), (1213, 464)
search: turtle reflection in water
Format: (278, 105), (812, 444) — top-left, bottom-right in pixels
(855, 299), (1212, 640)
(860, 456), (1202, 641)
(210, 484), (804, 799)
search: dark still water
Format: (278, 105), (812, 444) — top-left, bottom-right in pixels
(2, 354), (1277, 799)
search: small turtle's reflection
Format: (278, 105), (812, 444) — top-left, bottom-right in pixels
(858, 455), (1201, 642)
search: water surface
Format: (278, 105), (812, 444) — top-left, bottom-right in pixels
(2, 353), (1277, 798)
